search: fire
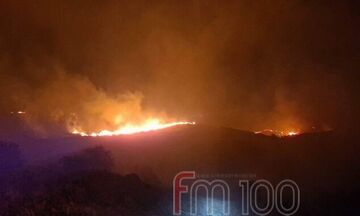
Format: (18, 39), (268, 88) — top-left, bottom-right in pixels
(10, 111), (26, 115)
(71, 118), (195, 137)
(254, 129), (300, 137)
(287, 131), (299, 136)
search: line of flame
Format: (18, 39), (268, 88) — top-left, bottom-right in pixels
(72, 119), (195, 137)
(254, 129), (300, 137)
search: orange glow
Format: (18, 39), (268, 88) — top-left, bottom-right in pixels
(287, 131), (299, 136)
(71, 118), (195, 136)
(254, 129), (300, 137)
(10, 111), (26, 115)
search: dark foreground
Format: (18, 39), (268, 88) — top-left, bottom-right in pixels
(0, 125), (359, 215)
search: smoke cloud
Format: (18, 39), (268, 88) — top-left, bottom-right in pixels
(0, 0), (359, 135)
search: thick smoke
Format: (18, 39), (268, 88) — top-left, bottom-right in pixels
(0, 0), (359, 135)
(23, 70), (161, 135)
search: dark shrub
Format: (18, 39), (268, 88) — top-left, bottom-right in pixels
(60, 146), (114, 173)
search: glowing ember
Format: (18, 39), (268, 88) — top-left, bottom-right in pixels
(71, 118), (195, 136)
(254, 129), (300, 137)
(287, 131), (299, 136)
(10, 111), (26, 115)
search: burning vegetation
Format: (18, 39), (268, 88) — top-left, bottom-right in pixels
(254, 129), (301, 137)
(0, 0), (357, 138)
(71, 119), (195, 136)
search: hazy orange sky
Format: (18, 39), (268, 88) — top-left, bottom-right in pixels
(0, 0), (359, 135)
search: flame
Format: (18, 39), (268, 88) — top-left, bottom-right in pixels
(254, 129), (300, 137)
(287, 131), (299, 136)
(71, 118), (195, 136)
(10, 111), (26, 115)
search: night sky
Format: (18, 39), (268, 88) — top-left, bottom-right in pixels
(0, 0), (359, 135)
